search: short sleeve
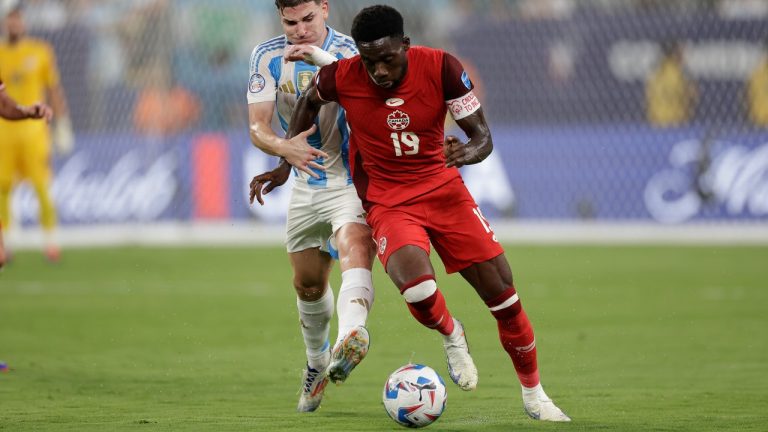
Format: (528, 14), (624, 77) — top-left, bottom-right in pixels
(315, 61), (340, 103)
(442, 53), (474, 100)
(246, 39), (284, 105)
(442, 52), (481, 120)
(43, 44), (61, 88)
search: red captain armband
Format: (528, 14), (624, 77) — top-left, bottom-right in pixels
(446, 91), (481, 120)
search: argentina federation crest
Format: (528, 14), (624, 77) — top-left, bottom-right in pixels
(297, 71), (314, 92)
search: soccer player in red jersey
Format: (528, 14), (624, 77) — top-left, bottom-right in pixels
(251, 5), (570, 422)
(0, 75), (53, 269)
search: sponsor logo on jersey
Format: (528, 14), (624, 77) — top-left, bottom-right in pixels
(461, 71), (472, 89)
(279, 80), (297, 94)
(387, 110), (410, 131)
(385, 98), (404, 107)
(377, 236), (387, 255)
(249, 73), (266, 93)
(297, 71), (314, 92)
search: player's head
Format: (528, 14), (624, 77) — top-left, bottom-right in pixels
(2, 0), (24, 41)
(351, 5), (410, 89)
(275, 0), (328, 46)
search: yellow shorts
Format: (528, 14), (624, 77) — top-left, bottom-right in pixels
(0, 119), (51, 187)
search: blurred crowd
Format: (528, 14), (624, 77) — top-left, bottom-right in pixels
(8, 0), (768, 134)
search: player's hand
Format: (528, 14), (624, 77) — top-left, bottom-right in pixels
(444, 135), (471, 168)
(53, 116), (75, 155)
(25, 103), (53, 122)
(280, 124), (328, 178)
(250, 160), (292, 206)
(284, 44), (316, 63)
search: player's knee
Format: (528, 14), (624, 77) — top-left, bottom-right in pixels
(293, 278), (327, 301)
(399, 275), (437, 303)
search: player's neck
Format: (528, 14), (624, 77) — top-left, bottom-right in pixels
(314, 26), (329, 48)
(7, 35), (22, 45)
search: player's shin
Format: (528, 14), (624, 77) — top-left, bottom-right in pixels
(296, 286), (334, 370)
(401, 276), (455, 336)
(335, 268), (374, 345)
(486, 286), (540, 388)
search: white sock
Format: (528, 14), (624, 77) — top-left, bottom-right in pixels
(522, 383), (547, 403)
(335, 268), (374, 346)
(297, 286), (334, 370)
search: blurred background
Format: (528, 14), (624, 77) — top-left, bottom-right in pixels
(5, 0), (768, 248)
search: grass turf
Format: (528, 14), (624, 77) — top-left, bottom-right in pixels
(1, 245), (767, 431)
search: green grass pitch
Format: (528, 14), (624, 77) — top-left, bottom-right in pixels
(1, 245), (767, 431)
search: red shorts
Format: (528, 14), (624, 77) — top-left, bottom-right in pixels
(366, 177), (504, 274)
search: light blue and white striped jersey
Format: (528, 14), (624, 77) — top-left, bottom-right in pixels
(247, 27), (358, 188)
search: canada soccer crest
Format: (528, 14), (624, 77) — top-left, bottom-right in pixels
(377, 236), (387, 255)
(387, 110), (410, 131)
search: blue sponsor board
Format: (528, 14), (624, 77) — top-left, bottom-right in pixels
(11, 126), (768, 226)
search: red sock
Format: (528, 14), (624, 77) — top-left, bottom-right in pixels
(486, 286), (540, 388)
(401, 276), (455, 336)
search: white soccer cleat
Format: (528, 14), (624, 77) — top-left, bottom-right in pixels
(297, 352), (330, 412)
(327, 326), (370, 384)
(523, 386), (571, 422)
(442, 319), (478, 391)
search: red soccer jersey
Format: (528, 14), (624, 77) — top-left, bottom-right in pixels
(316, 46), (475, 208)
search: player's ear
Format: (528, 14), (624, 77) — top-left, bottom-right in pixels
(321, 0), (329, 20)
(402, 36), (411, 52)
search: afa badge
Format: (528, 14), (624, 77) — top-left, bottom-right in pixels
(297, 71), (314, 92)
(249, 73), (266, 93)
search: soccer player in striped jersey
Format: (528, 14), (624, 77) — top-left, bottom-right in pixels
(260, 4), (571, 423)
(0, 74), (53, 269)
(246, 0), (376, 412)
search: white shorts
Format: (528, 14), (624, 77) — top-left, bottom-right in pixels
(285, 182), (368, 253)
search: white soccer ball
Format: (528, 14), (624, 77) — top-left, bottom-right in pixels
(382, 364), (447, 428)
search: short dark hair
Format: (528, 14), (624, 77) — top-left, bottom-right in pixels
(351, 5), (404, 44)
(274, 0), (321, 11)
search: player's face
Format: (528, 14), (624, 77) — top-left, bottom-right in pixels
(279, 0), (329, 47)
(4, 10), (25, 40)
(358, 36), (410, 89)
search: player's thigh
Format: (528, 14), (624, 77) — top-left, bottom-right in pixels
(334, 221), (375, 271)
(19, 129), (52, 183)
(0, 128), (20, 189)
(288, 247), (334, 301)
(427, 179), (504, 274)
(315, 185), (372, 270)
(367, 204), (434, 287)
(285, 185), (332, 254)
(458, 254), (514, 302)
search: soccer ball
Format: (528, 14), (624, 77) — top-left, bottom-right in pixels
(382, 364), (447, 428)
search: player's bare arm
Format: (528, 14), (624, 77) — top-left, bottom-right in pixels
(249, 158), (292, 206)
(282, 81), (332, 167)
(444, 107), (493, 168)
(249, 101), (286, 157)
(283, 45), (337, 67)
(0, 90), (53, 121)
(249, 100), (328, 178)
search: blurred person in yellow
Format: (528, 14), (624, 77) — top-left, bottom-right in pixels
(746, 42), (768, 127)
(646, 40), (698, 127)
(0, 1), (73, 262)
(0, 72), (53, 269)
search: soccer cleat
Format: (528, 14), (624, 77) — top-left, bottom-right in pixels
(523, 388), (571, 422)
(327, 326), (370, 384)
(297, 363), (330, 412)
(44, 245), (61, 263)
(442, 319), (478, 391)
